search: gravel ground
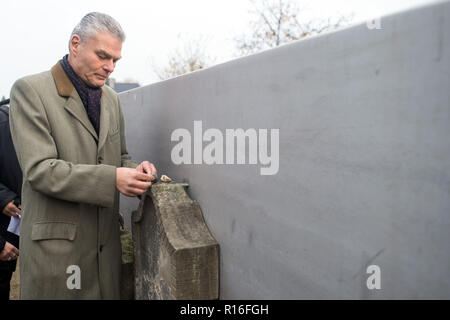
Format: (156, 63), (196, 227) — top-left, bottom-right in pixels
(10, 258), (20, 300)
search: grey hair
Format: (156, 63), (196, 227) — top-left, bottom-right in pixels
(69, 12), (125, 49)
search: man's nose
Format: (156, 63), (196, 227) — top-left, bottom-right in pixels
(103, 59), (115, 73)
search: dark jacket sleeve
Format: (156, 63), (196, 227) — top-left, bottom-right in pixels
(0, 181), (17, 214)
(0, 235), (5, 252)
(0, 106), (19, 213)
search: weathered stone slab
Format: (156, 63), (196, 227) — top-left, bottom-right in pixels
(132, 182), (219, 300)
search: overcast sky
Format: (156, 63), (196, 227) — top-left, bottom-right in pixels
(0, 0), (438, 98)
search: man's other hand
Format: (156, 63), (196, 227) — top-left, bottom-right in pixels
(0, 242), (19, 261)
(116, 168), (152, 197)
(2, 200), (21, 218)
(136, 161), (157, 180)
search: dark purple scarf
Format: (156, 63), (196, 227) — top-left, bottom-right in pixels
(60, 54), (101, 137)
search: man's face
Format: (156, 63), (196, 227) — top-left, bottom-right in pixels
(69, 31), (122, 87)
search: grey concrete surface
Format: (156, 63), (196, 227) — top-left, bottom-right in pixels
(119, 1), (450, 299)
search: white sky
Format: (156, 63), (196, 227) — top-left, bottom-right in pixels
(0, 0), (438, 98)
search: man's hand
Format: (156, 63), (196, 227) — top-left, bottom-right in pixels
(136, 161), (157, 179)
(116, 168), (153, 197)
(2, 200), (21, 218)
(0, 242), (19, 261)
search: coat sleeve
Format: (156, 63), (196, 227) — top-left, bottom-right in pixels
(118, 97), (138, 169)
(9, 77), (117, 208)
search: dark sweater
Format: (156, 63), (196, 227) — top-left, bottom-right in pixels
(60, 54), (102, 136)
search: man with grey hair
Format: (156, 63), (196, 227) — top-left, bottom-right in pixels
(9, 12), (156, 299)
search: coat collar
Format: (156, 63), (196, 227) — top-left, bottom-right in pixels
(51, 60), (110, 152)
(51, 61), (74, 97)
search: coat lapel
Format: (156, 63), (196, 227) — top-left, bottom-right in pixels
(64, 92), (99, 142)
(51, 61), (101, 142)
(97, 90), (110, 152)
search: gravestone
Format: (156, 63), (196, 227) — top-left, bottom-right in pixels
(132, 182), (219, 300)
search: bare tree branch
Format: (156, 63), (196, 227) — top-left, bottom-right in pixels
(153, 35), (215, 81)
(235, 0), (354, 56)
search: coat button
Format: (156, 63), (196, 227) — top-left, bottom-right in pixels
(99, 245), (103, 252)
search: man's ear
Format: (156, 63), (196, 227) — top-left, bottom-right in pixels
(69, 34), (82, 56)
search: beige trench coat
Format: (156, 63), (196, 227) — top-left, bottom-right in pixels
(9, 61), (137, 299)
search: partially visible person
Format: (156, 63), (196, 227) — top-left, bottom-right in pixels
(9, 12), (156, 299)
(0, 99), (21, 300)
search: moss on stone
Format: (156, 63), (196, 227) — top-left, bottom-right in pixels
(120, 228), (134, 264)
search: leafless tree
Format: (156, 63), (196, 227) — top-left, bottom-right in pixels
(236, 0), (353, 56)
(153, 35), (215, 81)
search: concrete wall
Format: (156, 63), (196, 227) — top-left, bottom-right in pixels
(119, 1), (450, 299)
